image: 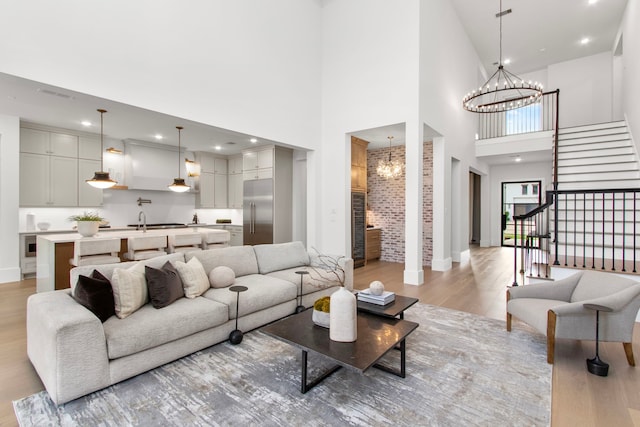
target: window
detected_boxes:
[521,184,528,195]
[505,103,542,135]
[532,184,539,195]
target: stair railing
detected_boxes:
[512,191,555,286]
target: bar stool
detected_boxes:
[125,235,167,260]
[70,238,121,267]
[201,230,231,249]
[168,233,203,254]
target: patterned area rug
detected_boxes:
[14,304,551,426]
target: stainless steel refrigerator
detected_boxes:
[243,178,274,245]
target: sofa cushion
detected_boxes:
[266,267,342,295]
[175,257,210,298]
[209,266,236,288]
[111,263,148,319]
[73,270,115,322]
[187,246,259,277]
[570,270,639,303]
[145,262,184,309]
[253,241,310,274]
[202,274,297,319]
[70,253,186,291]
[103,297,229,359]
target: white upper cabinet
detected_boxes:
[242,147,275,180]
[78,136,102,160]
[228,155,243,174]
[21,128,78,157]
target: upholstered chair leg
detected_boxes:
[547,310,557,364]
[506,312,512,331]
[623,342,635,366]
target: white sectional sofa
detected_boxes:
[27,241,353,405]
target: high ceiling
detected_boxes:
[0,0,629,154]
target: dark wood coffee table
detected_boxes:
[261,309,418,393]
[357,294,419,319]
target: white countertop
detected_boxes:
[21,223,242,235]
[36,227,230,243]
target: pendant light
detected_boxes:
[168,126,190,192]
[376,136,404,179]
[86,109,117,189]
[462,0,543,113]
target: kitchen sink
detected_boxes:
[127,223,188,230]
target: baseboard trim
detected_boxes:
[431,257,452,271]
[0,267,22,284]
[403,269,424,286]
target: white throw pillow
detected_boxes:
[175,257,210,298]
[111,262,147,319]
[209,266,236,288]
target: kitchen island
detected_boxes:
[36,227,229,292]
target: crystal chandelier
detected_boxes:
[376,136,404,179]
[462,0,543,113]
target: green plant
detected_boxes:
[68,211,104,222]
[313,296,330,313]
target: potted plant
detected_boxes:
[68,211,104,237]
[312,296,331,328]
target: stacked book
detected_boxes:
[357,289,395,306]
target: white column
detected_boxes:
[431,136,452,271]
[404,121,424,285]
[0,114,22,283]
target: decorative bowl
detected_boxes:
[37,222,51,231]
[312,309,330,328]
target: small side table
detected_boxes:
[584,302,612,377]
[229,285,248,345]
[294,270,309,314]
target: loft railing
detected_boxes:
[477,90,559,140]
[513,188,640,286]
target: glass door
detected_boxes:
[501,180,542,247]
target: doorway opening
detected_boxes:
[501,180,542,247]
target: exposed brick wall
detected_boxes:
[366,142,433,266]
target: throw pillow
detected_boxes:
[111,262,148,319]
[209,265,236,288]
[73,269,115,322]
[175,256,210,298]
[146,261,184,309]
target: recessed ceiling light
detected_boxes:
[503,58,511,65]
[155,134,163,140]
[515,157,521,162]
[214,146,222,151]
[81,120,92,127]
[588,0,598,5]
[250,138,258,143]
[581,37,590,45]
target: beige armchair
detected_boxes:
[507,270,640,365]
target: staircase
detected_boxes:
[514,120,640,284]
[556,121,640,190]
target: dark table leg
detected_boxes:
[300,350,342,393]
[374,338,407,378]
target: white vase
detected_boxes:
[77,221,100,237]
[329,287,357,342]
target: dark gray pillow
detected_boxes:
[73,270,115,322]
[145,261,184,309]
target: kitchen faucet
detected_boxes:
[138,211,147,232]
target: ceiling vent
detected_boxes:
[37,88,73,100]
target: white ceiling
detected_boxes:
[0,0,628,157]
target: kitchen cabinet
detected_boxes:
[195,152,228,208]
[21,128,78,158]
[228,173,243,209]
[366,228,381,261]
[242,148,274,180]
[78,136,102,160]
[226,225,243,246]
[20,152,78,206]
[228,155,243,174]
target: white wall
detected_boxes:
[489,161,552,247]
[620,0,640,144]
[0,0,322,151]
[0,114,21,283]
[547,52,613,128]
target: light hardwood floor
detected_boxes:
[1,246,639,426]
